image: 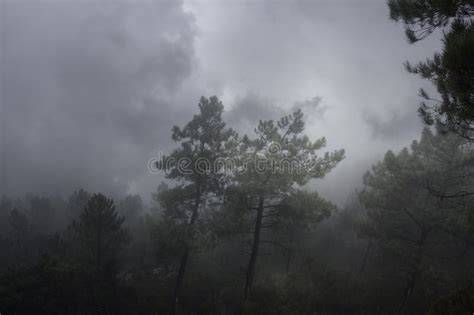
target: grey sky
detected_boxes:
[1,0,441,204]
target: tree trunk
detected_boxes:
[173,190,201,314]
[285,228,295,273]
[398,229,428,314]
[243,195,264,302]
[96,227,102,271]
[359,238,372,273]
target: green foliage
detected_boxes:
[154,96,238,238]
[9,208,29,236]
[359,129,474,312]
[389,0,474,138]
[408,20,474,137]
[158,96,237,187]
[234,109,344,193]
[3,98,474,314]
[117,194,144,222]
[7,208,30,263]
[224,108,344,302]
[277,190,334,229]
[388,0,473,42]
[28,196,55,234]
[152,96,238,309]
[68,193,130,270]
[67,188,90,217]
[229,108,343,228]
[360,129,472,244]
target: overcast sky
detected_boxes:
[0,0,442,204]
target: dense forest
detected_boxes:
[1,0,473,314]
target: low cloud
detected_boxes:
[1,0,196,197]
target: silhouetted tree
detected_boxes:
[28,196,56,236]
[8,208,30,263]
[359,129,474,313]
[388,0,474,139]
[118,194,144,226]
[155,96,238,312]
[67,188,90,219]
[222,109,344,305]
[69,193,129,272]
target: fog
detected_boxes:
[1,0,440,203]
[1,1,473,314]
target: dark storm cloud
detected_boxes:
[188,0,441,204]
[1,0,196,197]
[1,0,443,204]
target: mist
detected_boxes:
[1,0,473,314]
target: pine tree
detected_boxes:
[359,128,474,312]
[69,193,129,272]
[155,96,238,311]
[223,109,344,303]
[388,0,474,139]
